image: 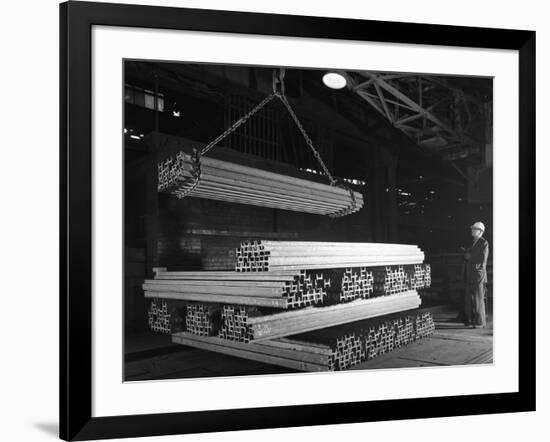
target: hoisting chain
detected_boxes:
[271,70,358,217]
[199,92,279,157]
[277,94,340,186]
[271,69,357,217]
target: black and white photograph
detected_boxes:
[0,0,543,440]
[123,61,494,381]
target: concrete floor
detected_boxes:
[125,305,493,381]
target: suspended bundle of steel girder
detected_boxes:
[157,152,363,217]
[235,241,425,272]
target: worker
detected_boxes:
[463,222,489,328]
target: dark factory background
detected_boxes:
[124,61,493,338]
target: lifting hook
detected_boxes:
[272,68,286,95]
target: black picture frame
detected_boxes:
[60,1,536,440]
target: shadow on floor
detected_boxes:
[33,421,58,438]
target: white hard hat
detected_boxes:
[470,221,485,232]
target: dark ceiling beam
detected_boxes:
[127,61,470,184]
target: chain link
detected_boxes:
[199,92,278,157]
[273,90,359,217]
[275,93,338,186]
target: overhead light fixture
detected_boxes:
[322,72,347,90]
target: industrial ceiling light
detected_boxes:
[322,72,347,89]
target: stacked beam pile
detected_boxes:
[145,263,430,336]
[158,153,363,217]
[145,243,431,337]
[143,270,329,310]
[235,241,424,271]
[146,240,433,371]
[172,311,435,372]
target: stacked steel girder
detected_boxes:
[144,241,434,371]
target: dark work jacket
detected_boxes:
[465,236,489,285]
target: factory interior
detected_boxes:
[123,61,493,380]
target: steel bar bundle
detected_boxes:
[325,267,374,303]
[218,305,262,342]
[297,324,365,370]
[373,264,431,295]
[411,264,431,289]
[235,241,425,271]
[321,264,431,304]
[147,299,187,334]
[143,269,329,309]
[219,291,421,342]
[148,299,170,333]
[171,311,435,372]
[171,332,331,372]
[415,312,436,339]
[158,153,363,217]
[373,266,409,296]
[185,303,221,336]
[364,312,435,359]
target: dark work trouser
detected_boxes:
[464,281,487,327]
